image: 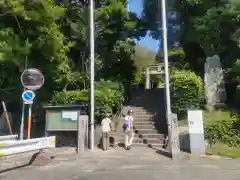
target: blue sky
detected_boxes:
[128,0,160,52]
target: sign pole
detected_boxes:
[27,104,32,139]
[20,57,28,140]
[20,68,44,139]
[20,105,25,140]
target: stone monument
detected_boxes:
[204,55,227,106]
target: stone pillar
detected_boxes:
[145,68,150,89]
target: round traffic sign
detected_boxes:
[21,68,44,90]
[22,90,35,102]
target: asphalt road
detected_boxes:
[1,147,240,180]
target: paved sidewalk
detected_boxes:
[0,147,240,180]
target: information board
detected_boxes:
[46,110,79,131]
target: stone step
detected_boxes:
[134,124,155,129]
[135,129,159,134]
[134,118,154,122]
[134,119,155,122]
[133,121,154,125]
[139,133,165,139]
[115,137,164,144]
[135,138,165,145]
[134,116,154,119]
[110,132,165,141]
[131,143,164,148]
[130,109,151,112]
[134,114,155,118]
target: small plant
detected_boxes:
[204,117,240,147]
[51,80,124,123]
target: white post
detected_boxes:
[161,0,173,156]
[89,0,95,151]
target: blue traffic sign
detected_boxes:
[22,90,35,102]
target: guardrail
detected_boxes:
[0,135,18,142]
[0,136,56,156]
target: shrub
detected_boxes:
[171,70,204,116]
[204,118,240,147]
[51,80,124,122]
[227,59,240,107]
[232,87,240,108]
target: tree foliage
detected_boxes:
[142,0,180,47]
[0,0,144,120]
[171,69,204,117]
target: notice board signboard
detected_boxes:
[44,105,88,131]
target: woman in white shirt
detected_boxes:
[101,113,112,151]
[123,110,134,150]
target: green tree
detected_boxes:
[0,0,73,110]
[60,1,143,95]
[0,0,144,115]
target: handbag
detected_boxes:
[122,116,130,130]
[122,124,128,130]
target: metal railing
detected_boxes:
[0,135,18,142]
[0,136,55,156]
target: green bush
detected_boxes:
[171,70,204,116]
[232,88,240,107]
[204,118,240,147]
[51,80,124,122]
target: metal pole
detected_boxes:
[27,104,32,139]
[20,57,28,140]
[20,105,25,140]
[89,0,95,150]
[161,0,172,149]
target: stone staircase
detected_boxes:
[111,88,168,149]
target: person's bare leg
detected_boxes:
[128,131,134,150]
[128,131,134,146]
[124,132,129,149]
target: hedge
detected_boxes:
[51,80,124,122]
[204,118,240,147]
[171,70,204,116]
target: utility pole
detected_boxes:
[161,0,172,153]
[89,0,95,150]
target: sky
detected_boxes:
[128,0,160,52]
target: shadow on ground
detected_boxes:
[0,153,55,174]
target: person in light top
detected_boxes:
[101,113,112,151]
[123,110,134,150]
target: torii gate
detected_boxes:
[144,63,165,89]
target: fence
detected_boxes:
[0,136,55,156]
[0,135,18,142]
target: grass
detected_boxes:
[203,110,232,122]
[207,142,240,158]
[178,109,233,126]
